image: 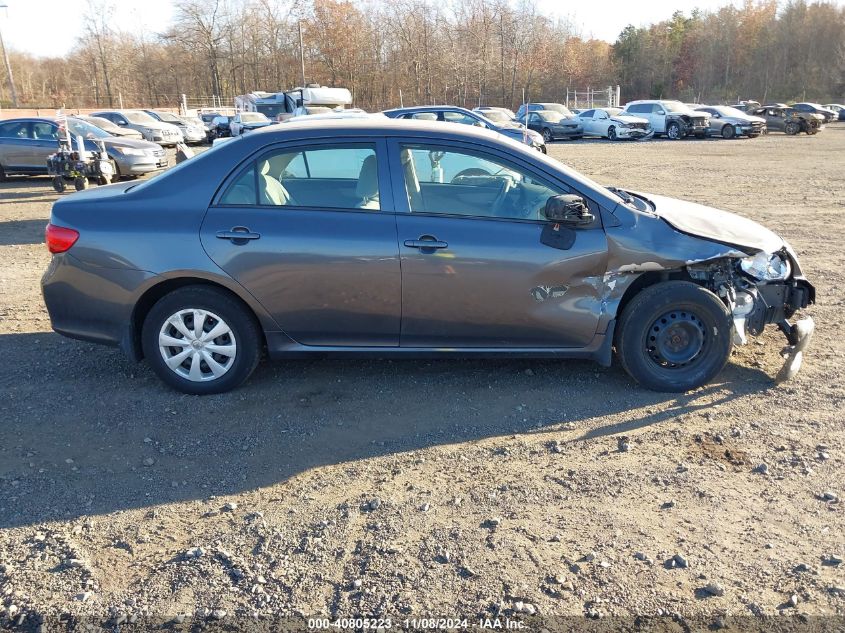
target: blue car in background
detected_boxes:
[382,105,546,153]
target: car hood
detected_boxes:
[99,137,163,151]
[638,192,784,253]
[136,121,180,132]
[241,121,273,128]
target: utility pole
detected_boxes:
[298,20,306,87]
[0,3,19,108]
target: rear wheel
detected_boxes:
[721,124,735,139]
[142,286,262,395]
[52,176,66,193]
[74,177,88,191]
[616,281,732,392]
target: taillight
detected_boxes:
[45,223,79,254]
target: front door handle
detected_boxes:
[404,235,448,250]
[216,226,261,243]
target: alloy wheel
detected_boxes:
[158,309,237,382]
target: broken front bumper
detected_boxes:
[732,278,816,382]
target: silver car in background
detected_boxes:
[91,109,184,146]
[0,117,167,180]
[695,105,766,138]
[143,110,206,144]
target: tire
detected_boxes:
[141,286,262,395]
[542,128,553,143]
[615,281,732,392]
[607,126,617,141]
[52,176,66,193]
[98,174,112,185]
[74,177,88,191]
[666,121,682,140]
[721,125,735,139]
[785,122,799,135]
[0,164,6,182]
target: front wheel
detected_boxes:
[785,122,799,135]
[74,177,88,191]
[52,175,66,193]
[542,128,553,143]
[721,125,735,139]
[615,281,732,392]
[142,286,262,394]
[666,121,682,140]
[607,126,617,141]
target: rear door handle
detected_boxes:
[216,227,261,242]
[404,237,448,250]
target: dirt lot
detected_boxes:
[1,130,843,631]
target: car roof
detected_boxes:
[383,105,474,114]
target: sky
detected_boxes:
[1,0,843,58]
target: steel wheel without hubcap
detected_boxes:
[646,310,706,369]
[158,309,237,382]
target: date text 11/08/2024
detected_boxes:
[307,617,527,629]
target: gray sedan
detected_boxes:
[695,106,766,138]
[41,118,814,395]
[0,117,167,180]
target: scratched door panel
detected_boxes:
[397,214,609,348]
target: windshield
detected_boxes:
[537,111,564,123]
[539,103,573,117]
[482,110,510,122]
[86,116,118,130]
[241,112,269,123]
[713,106,747,118]
[67,118,111,139]
[125,111,157,124]
[662,101,689,113]
[154,111,182,123]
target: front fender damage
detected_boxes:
[595,209,814,382]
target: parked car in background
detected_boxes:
[622,100,710,139]
[474,106,516,119]
[822,104,845,121]
[229,111,274,136]
[143,110,206,144]
[472,107,518,125]
[40,117,815,395]
[729,100,762,114]
[210,115,234,139]
[523,110,582,142]
[751,104,822,135]
[382,105,546,152]
[576,107,651,140]
[792,102,837,124]
[0,117,166,180]
[75,115,144,140]
[694,105,766,138]
[91,109,183,146]
[515,102,576,121]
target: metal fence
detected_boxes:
[564,86,621,109]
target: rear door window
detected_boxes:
[0,121,30,138]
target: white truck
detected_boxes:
[234,85,353,121]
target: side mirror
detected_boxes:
[117,120,127,126]
[656,110,665,115]
[473,121,486,127]
[543,195,595,226]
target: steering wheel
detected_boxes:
[450,167,491,183]
[489,177,516,217]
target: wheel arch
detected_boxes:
[127,276,272,361]
[613,269,694,330]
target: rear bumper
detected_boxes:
[41,253,155,358]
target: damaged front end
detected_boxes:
[603,191,816,383]
[670,113,709,136]
[687,251,815,382]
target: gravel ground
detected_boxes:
[0,130,843,631]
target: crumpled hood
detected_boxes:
[640,192,784,253]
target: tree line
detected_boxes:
[2,0,843,111]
